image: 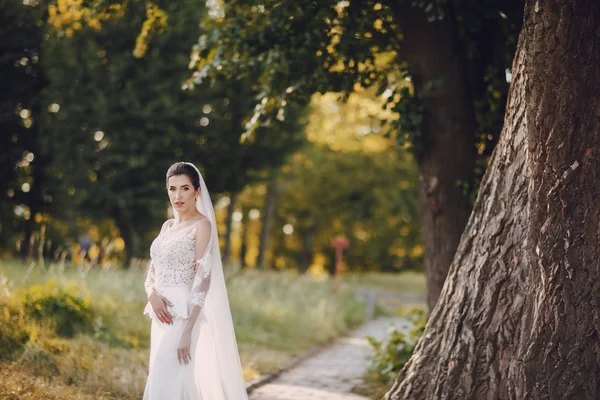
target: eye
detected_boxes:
[184,187,189,191]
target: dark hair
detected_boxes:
[166,162,201,190]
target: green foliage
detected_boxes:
[194,0,406,133]
[41,0,211,260]
[272,142,421,272]
[194,0,523,198]
[0,0,58,254]
[0,274,29,359]
[393,87,425,157]
[366,308,427,383]
[0,298,29,359]
[409,0,447,21]
[193,76,306,195]
[37,0,306,262]
[20,279,95,337]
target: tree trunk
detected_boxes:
[19,72,48,260]
[299,226,315,274]
[257,171,279,269]
[221,191,237,266]
[20,210,36,260]
[387,1,600,398]
[239,204,248,269]
[115,216,138,268]
[392,3,477,310]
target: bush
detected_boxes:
[20,279,95,337]
[17,341,61,378]
[366,308,427,383]
[0,300,29,359]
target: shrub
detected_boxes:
[0,300,29,359]
[17,341,61,378]
[20,279,95,337]
[366,308,427,383]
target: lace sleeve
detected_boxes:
[191,253,212,307]
[144,261,156,296]
[190,219,212,309]
[145,219,173,297]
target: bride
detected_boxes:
[142,161,248,399]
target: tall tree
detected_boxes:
[192,0,523,308]
[0,0,55,256]
[43,0,304,264]
[387,1,600,397]
[43,0,208,264]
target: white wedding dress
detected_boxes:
[142,163,248,400]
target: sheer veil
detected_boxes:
[173,162,248,399]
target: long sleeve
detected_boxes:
[190,253,212,308]
[144,261,156,296]
[184,218,213,330]
[144,219,174,298]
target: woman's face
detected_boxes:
[167,174,200,215]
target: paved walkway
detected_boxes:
[249,317,410,400]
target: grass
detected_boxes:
[342,270,426,295]
[229,270,365,375]
[0,259,369,399]
[343,270,427,318]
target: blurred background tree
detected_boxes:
[192,0,523,308]
[221,89,421,274]
[0,0,55,259]
[1,0,305,266]
[3,0,507,282]
[42,0,208,264]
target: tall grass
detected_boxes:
[229,270,365,375]
[0,260,366,399]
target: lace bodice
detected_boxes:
[147,228,198,289]
[144,219,213,318]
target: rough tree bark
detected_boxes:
[392,3,477,310]
[387,1,600,398]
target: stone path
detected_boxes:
[249,317,410,400]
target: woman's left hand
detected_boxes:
[177,331,192,365]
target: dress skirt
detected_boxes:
[142,287,223,400]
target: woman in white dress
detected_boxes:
[142,162,248,400]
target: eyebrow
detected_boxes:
[169,184,191,188]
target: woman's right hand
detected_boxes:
[148,291,174,324]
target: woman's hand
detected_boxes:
[148,291,173,325]
[177,330,192,365]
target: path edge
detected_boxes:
[245,336,339,395]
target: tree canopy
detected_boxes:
[191,0,524,308]
[192,0,521,158]
[2,0,306,264]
